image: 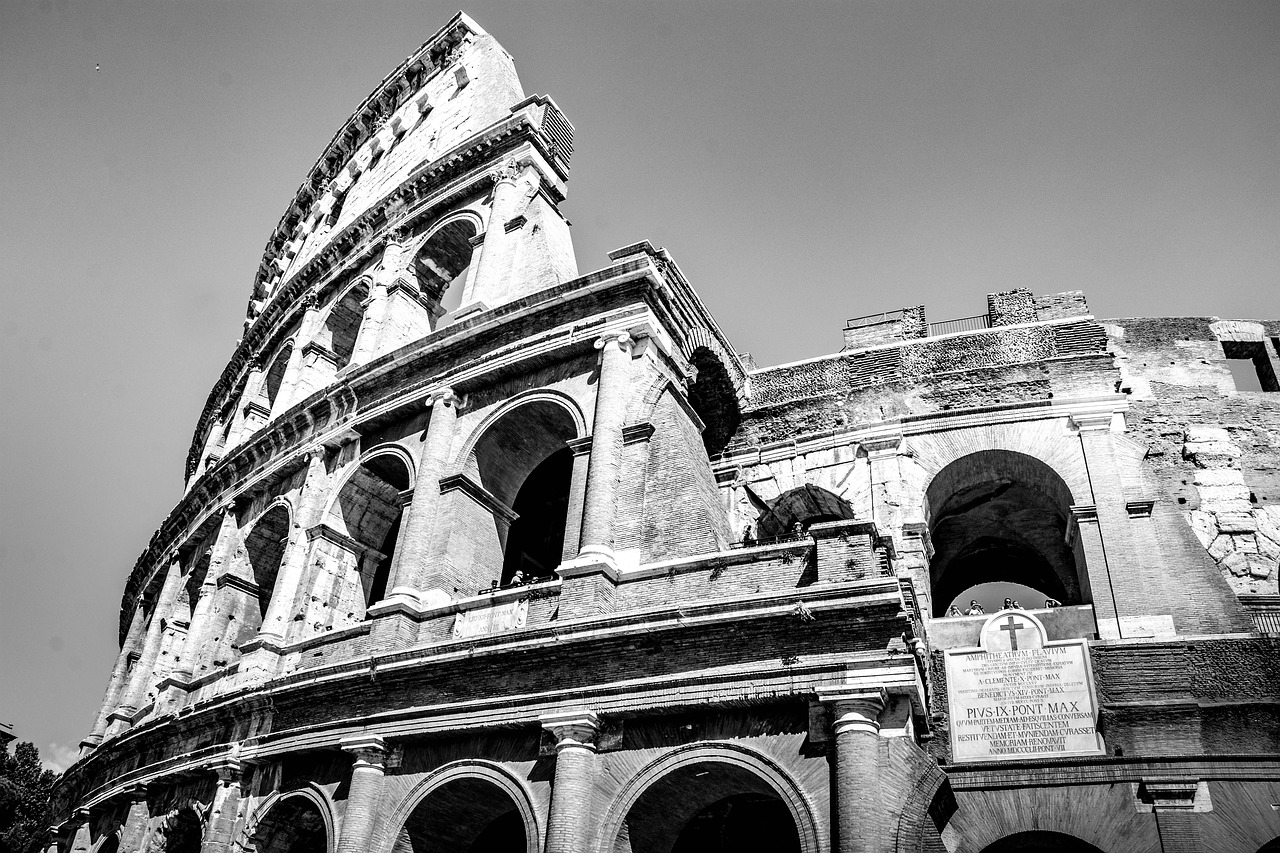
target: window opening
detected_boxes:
[1223,340,1279,392]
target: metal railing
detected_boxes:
[845,309,905,330]
[927,314,991,337]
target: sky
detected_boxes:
[0,0,1276,772]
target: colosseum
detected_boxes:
[50,12,1280,853]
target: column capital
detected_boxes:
[340,735,388,768]
[817,688,886,737]
[206,756,243,785]
[541,711,601,752]
[594,331,633,355]
[426,387,465,411]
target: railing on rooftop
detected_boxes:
[845,309,905,330]
[845,310,994,337]
[927,314,991,337]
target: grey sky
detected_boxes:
[1,1,1276,771]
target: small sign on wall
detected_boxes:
[452,597,529,639]
[945,609,1104,762]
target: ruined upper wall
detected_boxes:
[1106,316,1280,596]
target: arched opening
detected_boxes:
[155,806,204,853]
[926,451,1085,617]
[323,452,412,612]
[687,348,741,457]
[413,220,477,329]
[611,761,801,853]
[242,504,291,634]
[252,795,328,853]
[95,832,119,853]
[397,776,526,853]
[1259,838,1280,853]
[321,282,369,370]
[754,484,857,540]
[468,399,577,587]
[979,830,1106,852]
[261,343,293,413]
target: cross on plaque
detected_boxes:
[999,615,1026,650]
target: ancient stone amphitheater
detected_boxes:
[51,12,1280,853]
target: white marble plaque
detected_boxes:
[944,609,1103,762]
[452,597,529,639]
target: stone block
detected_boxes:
[1196,484,1253,505]
[1207,534,1235,561]
[1215,511,1258,533]
[1192,468,1245,487]
[1186,510,1216,548]
[1184,426,1231,444]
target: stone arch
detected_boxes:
[240,500,293,629]
[681,329,746,456]
[454,391,586,586]
[924,449,1086,616]
[317,278,372,370]
[248,786,335,853]
[978,831,1106,852]
[381,760,540,853]
[317,447,414,615]
[1259,838,1280,853]
[260,340,295,414]
[409,211,483,327]
[597,742,824,853]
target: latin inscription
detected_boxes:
[945,613,1103,762]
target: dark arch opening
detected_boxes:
[756,484,856,540]
[470,400,577,587]
[252,796,328,853]
[414,220,477,328]
[687,348,741,456]
[502,447,573,583]
[326,453,412,609]
[398,777,526,853]
[979,830,1106,852]
[96,833,119,853]
[1259,838,1280,853]
[323,282,369,369]
[926,451,1085,617]
[613,761,801,853]
[157,807,204,853]
[244,505,291,622]
[261,344,293,413]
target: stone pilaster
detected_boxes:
[381,388,463,610]
[335,737,388,853]
[83,599,150,750]
[67,809,92,853]
[542,712,601,853]
[578,332,633,559]
[116,788,151,853]
[459,160,532,312]
[160,509,238,707]
[274,292,323,417]
[819,688,886,853]
[348,281,389,368]
[227,361,267,448]
[200,757,244,853]
[240,449,332,680]
[106,555,186,738]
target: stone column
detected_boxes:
[67,809,92,853]
[349,281,390,368]
[335,737,388,853]
[274,292,323,417]
[226,361,266,449]
[247,450,332,652]
[200,758,244,853]
[116,788,151,853]
[82,601,150,749]
[579,332,633,559]
[383,389,462,607]
[160,509,238,707]
[460,161,532,311]
[542,712,601,853]
[106,555,185,738]
[819,689,885,853]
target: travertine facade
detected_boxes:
[52,14,1280,853]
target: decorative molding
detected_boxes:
[621,422,655,445]
[438,474,518,523]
